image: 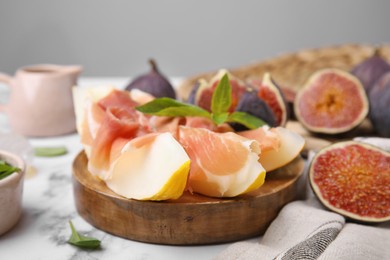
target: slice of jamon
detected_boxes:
[80,99,106,155]
[88,107,144,179]
[85,90,153,179]
[74,87,153,157]
[185,117,233,133]
[150,116,233,139]
[149,116,186,139]
[97,89,138,110]
[238,126,280,152]
[238,126,305,172]
[179,126,266,197]
[257,127,305,172]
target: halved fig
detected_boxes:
[309,141,390,223]
[295,69,369,134]
[280,87,297,120]
[187,69,247,112]
[247,73,289,126]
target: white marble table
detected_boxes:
[0,78,257,260]
[1,77,389,259]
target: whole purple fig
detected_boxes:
[351,50,390,94]
[125,59,176,99]
[369,71,390,137]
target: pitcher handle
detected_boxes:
[0,72,12,112]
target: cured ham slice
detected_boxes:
[97,89,138,109]
[150,116,233,140]
[184,117,233,133]
[179,126,265,197]
[150,116,186,139]
[258,127,305,172]
[237,126,280,152]
[238,126,305,172]
[84,90,152,179]
[74,87,154,157]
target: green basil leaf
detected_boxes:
[136,98,210,118]
[136,97,187,113]
[0,163,20,180]
[34,146,68,157]
[211,73,232,115]
[212,112,229,125]
[228,112,267,129]
[151,106,211,118]
[68,221,101,249]
[135,76,262,130]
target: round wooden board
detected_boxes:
[72,151,305,245]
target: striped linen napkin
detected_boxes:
[216,137,390,260]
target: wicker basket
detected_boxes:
[178,44,390,100]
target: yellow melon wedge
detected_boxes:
[106,132,190,201]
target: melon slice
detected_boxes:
[239,126,305,172]
[106,132,190,201]
[259,127,305,172]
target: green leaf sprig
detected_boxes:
[34,146,68,157]
[0,160,21,180]
[68,221,101,249]
[136,73,266,129]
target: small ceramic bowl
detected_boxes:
[0,149,25,236]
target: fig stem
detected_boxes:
[149,59,159,73]
[373,47,381,57]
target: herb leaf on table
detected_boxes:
[68,221,101,249]
[34,146,68,157]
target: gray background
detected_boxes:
[1,0,390,78]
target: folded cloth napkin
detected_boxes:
[216,137,390,260]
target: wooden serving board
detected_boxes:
[72,151,305,245]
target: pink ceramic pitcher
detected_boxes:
[0,64,82,137]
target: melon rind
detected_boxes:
[309,141,390,223]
